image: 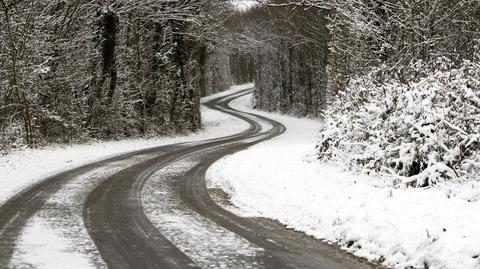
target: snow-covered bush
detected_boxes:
[319,59,480,186]
[0,122,26,152]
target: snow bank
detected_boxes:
[319,59,480,186]
[0,84,252,205]
[207,93,480,269]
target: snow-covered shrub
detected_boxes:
[0,122,26,152]
[319,59,480,186]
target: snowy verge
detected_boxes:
[207,93,480,269]
[0,85,251,206]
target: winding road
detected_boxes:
[0,89,379,269]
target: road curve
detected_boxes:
[83,89,379,269]
[83,89,285,268]
[0,88,381,269]
[0,139,187,267]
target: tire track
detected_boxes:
[0,89,254,268]
[82,89,275,268]
[1,88,381,269]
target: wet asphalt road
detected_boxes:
[0,89,380,269]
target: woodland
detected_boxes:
[229,0,480,184]
[0,0,233,148]
[1,0,479,184]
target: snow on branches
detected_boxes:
[319,59,480,186]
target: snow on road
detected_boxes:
[11,219,96,269]
[12,156,183,269]
[0,84,253,269]
[3,83,479,269]
[0,84,252,206]
[207,93,480,269]
[143,157,263,269]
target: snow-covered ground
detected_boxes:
[0,84,252,206]
[207,93,480,269]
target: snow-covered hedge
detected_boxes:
[319,59,480,186]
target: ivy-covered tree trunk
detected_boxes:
[87,7,119,134]
[101,9,118,106]
[198,45,208,97]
